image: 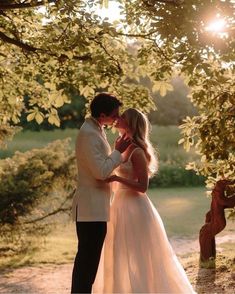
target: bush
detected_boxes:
[0,139,76,251]
[150,162,205,188]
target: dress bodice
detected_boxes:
[116,159,135,179]
[113,148,142,194]
[116,148,140,181]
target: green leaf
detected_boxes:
[79,85,95,97]
[35,112,44,124]
[27,112,36,122]
[152,81,173,97]
[54,95,64,107]
[44,82,56,91]
[152,81,161,93]
[48,114,60,127]
[178,138,185,145]
[64,52,73,59]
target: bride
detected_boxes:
[93,108,195,293]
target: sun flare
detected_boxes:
[206,18,226,32]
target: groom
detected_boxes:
[71,93,130,293]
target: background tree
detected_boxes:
[149,77,198,125]
[19,85,86,131]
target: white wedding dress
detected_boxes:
[93,149,195,293]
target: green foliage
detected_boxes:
[20,86,86,131]
[149,78,198,125]
[178,67,235,188]
[0,1,234,201]
[0,187,209,268]
[150,163,205,188]
[0,128,78,159]
[1,127,204,189]
[0,0,155,137]
[0,139,76,249]
[0,125,22,150]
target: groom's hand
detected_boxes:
[115,134,131,153]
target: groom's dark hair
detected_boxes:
[90,93,123,118]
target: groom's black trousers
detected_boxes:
[71,221,107,294]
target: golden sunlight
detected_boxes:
[97,1,123,22]
[204,14,229,39]
[206,18,226,32]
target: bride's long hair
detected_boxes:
[122,108,158,177]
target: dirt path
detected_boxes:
[0,236,234,294]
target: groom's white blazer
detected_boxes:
[72,117,122,222]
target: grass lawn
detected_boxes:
[0,186,211,268]
[1,186,234,269]
[1,128,233,269]
[0,126,198,165]
[148,187,210,237]
[0,129,78,159]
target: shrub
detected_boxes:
[0,139,76,251]
[150,162,205,188]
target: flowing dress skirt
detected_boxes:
[93,187,195,293]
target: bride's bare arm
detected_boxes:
[105,148,149,193]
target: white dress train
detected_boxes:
[93,149,195,293]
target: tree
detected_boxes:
[20,85,86,131]
[148,77,198,125]
[0,0,234,188]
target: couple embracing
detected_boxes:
[71,93,195,294]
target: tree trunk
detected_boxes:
[199,180,235,268]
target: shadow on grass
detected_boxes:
[195,254,235,294]
[195,268,216,293]
[0,281,36,294]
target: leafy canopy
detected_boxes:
[0,0,234,186]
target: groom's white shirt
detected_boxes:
[72,117,122,221]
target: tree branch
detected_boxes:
[117,31,176,65]
[0,31,38,52]
[93,38,123,74]
[24,207,70,223]
[117,30,159,39]
[0,31,92,61]
[24,188,76,224]
[0,0,183,10]
[0,0,56,10]
[153,39,176,65]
